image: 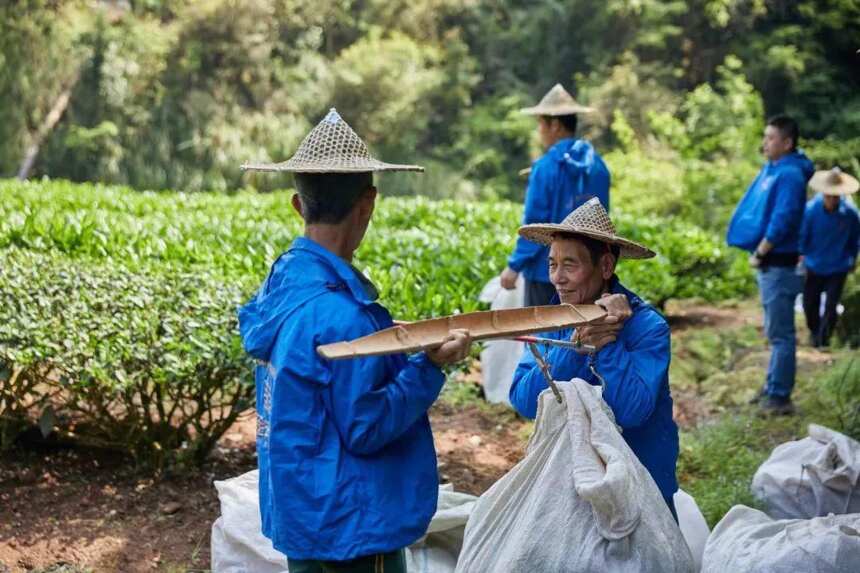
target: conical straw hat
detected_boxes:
[520,83,595,116]
[241,108,423,173]
[518,197,655,259]
[809,167,859,196]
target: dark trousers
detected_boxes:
[525,279,557,307]
[288,549,407,573]
[803,271,848,347]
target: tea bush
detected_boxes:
[0,179,756,463]
[0,247,254,467]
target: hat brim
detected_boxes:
[520,104,596,116]
[241,158,424,173]
[518,223,655,259]
[809,172,859,196]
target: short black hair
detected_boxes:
[541,114,578,135]
[293,172,373,224]
[554,232,619,265]
[767,115,799,150]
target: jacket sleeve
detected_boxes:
[799,202,813,255]
[595,317,671,429]
[508,163,552,272]
[765,169,807,247]
[849,209,860,265]
[321,309,445,456]
[509,343,589,419]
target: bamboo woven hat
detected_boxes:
[520,83,595,116]
[518,197,655,259]
[241,108,423,173]
[809,167,859,196]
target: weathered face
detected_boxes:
[762,125,793,162]
[548,237,612,305]
[537,117,559,150]
[823,194,841,211]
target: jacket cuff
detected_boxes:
[409,352,445,385]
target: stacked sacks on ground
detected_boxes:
[701,424,860,572]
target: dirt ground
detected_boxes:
[0,398,530,572]
[0,301,815,572]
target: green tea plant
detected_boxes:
[0,248,254,467]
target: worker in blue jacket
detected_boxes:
[800,167,860,348]
[500,83,610,307]
[508,198,680,520]
[238,110,472,573]
[727,115,814,415]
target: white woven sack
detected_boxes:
[752,424,860,519]
[455,379,694,573]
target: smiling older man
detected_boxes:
[509,198,680,519]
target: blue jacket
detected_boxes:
[727,151,814,253]
[509,278,679,502]
[238,237,445,560]
[800,195,860,275]
[508,138,610,283]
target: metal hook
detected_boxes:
[527,342,563,404]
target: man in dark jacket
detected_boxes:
[727,115,814,415]
[800,167,860,347]
[500,83,610,307]
[238,109,472,572]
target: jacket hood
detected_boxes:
[775,150,815,180]
[549,138,596,178]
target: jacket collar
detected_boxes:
[290,236,378,305]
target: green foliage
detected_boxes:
[816,358,860,441]
[0,247,254,466]
[834,272,860,348]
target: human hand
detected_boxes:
[572,294,632,352]
[427,329,472,367]
[749,253,761,268]
[500,267,519,290]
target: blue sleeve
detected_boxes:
[799,202,814,255]
[765,170,807,246]
[509,343,589,419]
[508,163,552,272]
[322,310,445,455]
[596,317,671,429]
[849,209,860,264]
[590,155,611,212]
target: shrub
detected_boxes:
[0,248,254,467]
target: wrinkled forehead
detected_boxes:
[549,235,592,260]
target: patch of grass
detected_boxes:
[678,413,803,527]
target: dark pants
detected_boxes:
[288,549,407,573]
[803,271,848,347]
[525,279,557,307]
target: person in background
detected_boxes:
[726,115,814,415]
[500,83,610,307]
[238,109,472,573]
[800,167,860,348]
[508,198,680,520]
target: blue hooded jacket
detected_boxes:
[508,138,610,283]
[800,195,860,275]
[238,237,445,561]
[727,151,815,253]
[509,278,679,502]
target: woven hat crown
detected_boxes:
[291,109,370,167]
[521,83,595,116]
[560,197,616,236]
[241,108,422,173]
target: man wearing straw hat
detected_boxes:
[508,198,680,519]
[800,167,860,348]
[500,83,610,307]
[238,109,472,572]
[727,115,814,415]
